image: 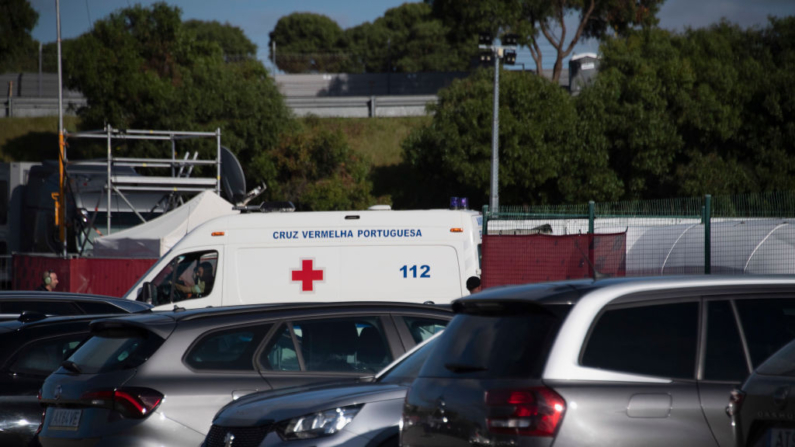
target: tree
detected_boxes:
[268,13,347,73]
[0,0,39,72]
[401,68,621,209]
[270,120,377,210]
[270,4,468,74]
[184,20,257,60]
[344,3,468,73]
[428,0,665,82]
[583,20,795,199]
[64,2,291,191]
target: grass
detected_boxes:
[300,116,431,167]
[0,115,429,166]
[0,116,80,162]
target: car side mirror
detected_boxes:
[139,282,156,305]
[358,375,376,383]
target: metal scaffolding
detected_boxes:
[64,125,222,235]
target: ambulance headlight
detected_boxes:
[278,405,363,440]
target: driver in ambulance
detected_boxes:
[175,262,213,298]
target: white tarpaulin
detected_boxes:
[91,191,236,258]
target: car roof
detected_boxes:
[0,291,152,312]
[92,301,451,326]
[0,313,123,333]
[456,275,795,308]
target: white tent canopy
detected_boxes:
[91,191,236,258]
[626,219,795,275]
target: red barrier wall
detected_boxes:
[482,233,627,288]
[14,255,158,297]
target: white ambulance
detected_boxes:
[123,207,483,309]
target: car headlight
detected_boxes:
[279,404,363,440]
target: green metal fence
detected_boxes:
[483,191,795,277]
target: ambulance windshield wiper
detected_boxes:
[444,363,488,373]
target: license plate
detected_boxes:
[767,428,795,447]
[48,408,82,431]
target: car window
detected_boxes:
[76,301,124,314]
[260,324,301,371]
[0,300,80,316]
[420,303,570,379]
[735,298,795,367]
[703,300,748,382]
[261,317,393,374]
[401,316,448,344]
[582,302,699,379]
[148,250,218,306]
[185,325,270,371]
[10,334,88,376]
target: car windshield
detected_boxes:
[419,302,570,379]
[65,329,164,374]
[378,337,438,385]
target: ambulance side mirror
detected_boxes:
[466,276,481,294]
[139,282,156,305]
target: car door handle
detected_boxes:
[232,389,257,400]
[627,393,672,418]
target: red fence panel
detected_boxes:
[14,255,157,297]
[482,233,627,288]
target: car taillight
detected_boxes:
[80,387,163,418]
[35,408,46,435]
[485,387,565,437]
[726,389,745,417]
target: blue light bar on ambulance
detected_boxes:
[449,197,469,210]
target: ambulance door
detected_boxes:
[146,246,224,310]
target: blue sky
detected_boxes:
[29,0,795,71]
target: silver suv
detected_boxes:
[36,302,451,447]
[402,276,795,447]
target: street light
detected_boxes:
[478,33,518,212]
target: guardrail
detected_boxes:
[285,95,438,118]
[2,97,86,118]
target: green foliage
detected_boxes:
[270,4,469,73]
[184,20,258,59]
[591,20,795,198]
[0,0,39,72]
[400,69,622,209]
[270,121,378,210]
[269,13,348,73]
[64,2,291,190]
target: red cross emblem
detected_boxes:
[291,259,324,292]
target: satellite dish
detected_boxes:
[221,146,247,204]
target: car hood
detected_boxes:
[214,382,408,427]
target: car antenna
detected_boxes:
[573,236,608,281]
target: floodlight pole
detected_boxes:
[56,0,67,257]
[490,51,500,211]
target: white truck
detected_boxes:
[123,208,482,309]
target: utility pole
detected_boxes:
[490,50,500,211]
[478,33,518,212]
[56,0,67,257]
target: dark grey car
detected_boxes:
[205,333,441,447]
[37,302,450,447]
[0,314,123,447]
[402,276,795,447]
[0,291,151,322]
[731,338,795,447]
